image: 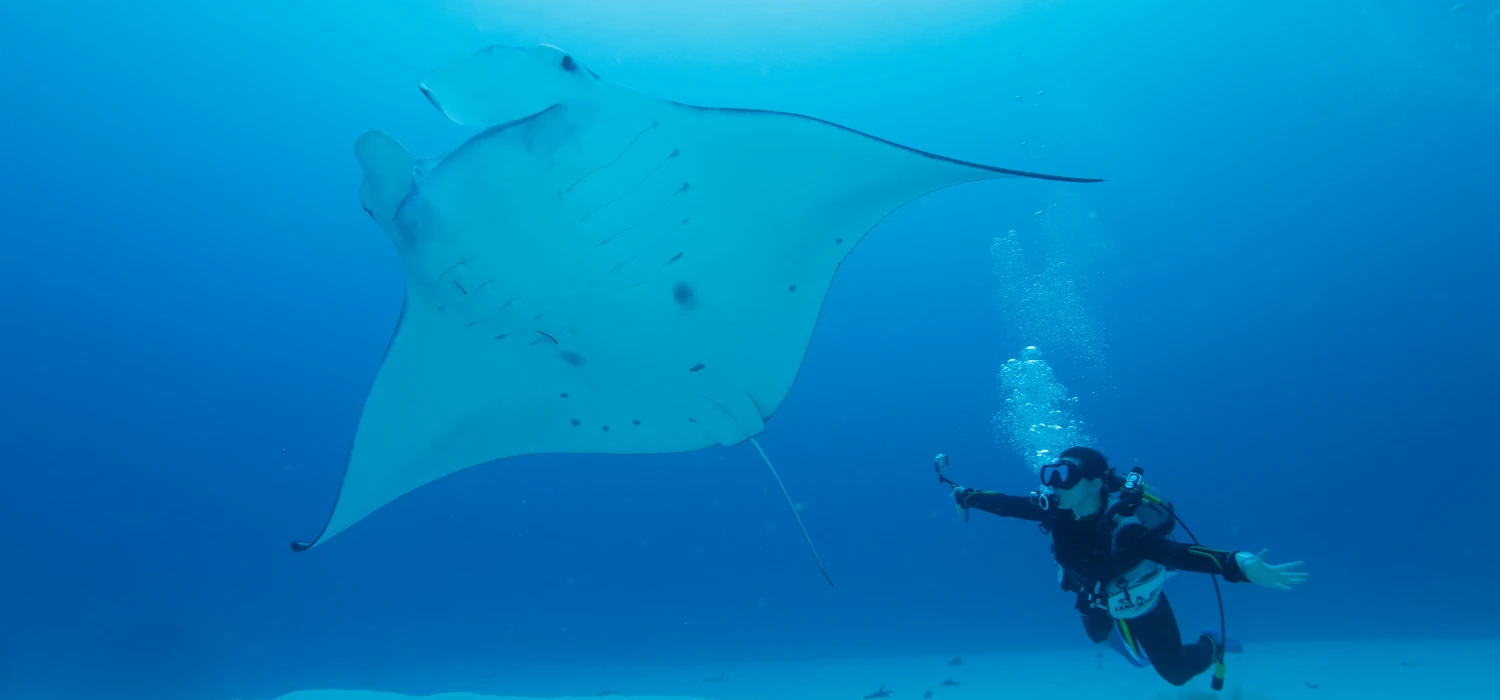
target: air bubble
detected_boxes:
[993,345,1093,474]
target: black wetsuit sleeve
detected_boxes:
[1129,535,1250,583]
[954,488,1048,522]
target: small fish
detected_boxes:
[939,678,960,687]
[864,686,892,699]
[947,655,963,667]
[923,691,933,699]
[1305,680,1321,689]
[702,672,729,683]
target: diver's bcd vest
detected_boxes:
[1051,488,1178,619]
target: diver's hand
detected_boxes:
[1235,549,1308,590]
[951,485,971,504]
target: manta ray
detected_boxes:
[290,45,1102,582]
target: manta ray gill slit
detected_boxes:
[566,122,661,195]
[594,180,691,247]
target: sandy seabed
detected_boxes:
[266,637,1498,700]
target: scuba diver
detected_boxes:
[938,446,1308,687]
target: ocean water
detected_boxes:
[0,1,1496,699]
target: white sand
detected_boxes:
[272,638,1500,700]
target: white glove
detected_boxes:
[1235,549,1309,591]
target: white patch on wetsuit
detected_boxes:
[1100,561,1174,619]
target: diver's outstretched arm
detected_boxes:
[1133,538,1309,589]
[1230,549,1309,590]
[1132,537,1251,581]
[952,487,1048,522]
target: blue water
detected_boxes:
[1,1,1496,698]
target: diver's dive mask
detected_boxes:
[1040,459,1086,490]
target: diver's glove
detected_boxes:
[1234,549,1309,591]
[951,485,974,504]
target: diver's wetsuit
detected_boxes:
[955,488,1249,686]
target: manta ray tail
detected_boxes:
[750,438,833,587]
